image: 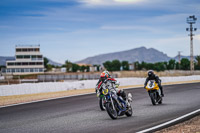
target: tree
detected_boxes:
[80,65,86,72]
[167,59,176,70]
[111,60,121,71]
[154,62,165,71]
[103,61,112,71]
[146,63,154,70]
[121,61,129,70]
[65,60,72,72]
[163,61,168,69]
[140,61,147,70]
[180,58,190,70]
[195,56,200,66]
[175,62,180,70]
[72,63,80,72]
[46,64,53,71]
[86,66,90,72]
[195,56,200,70]
[44,57,49,68]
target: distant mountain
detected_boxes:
[0,56,62,67]
[0,56,15,66]
[76,47,172,64]
[47,58,63,67]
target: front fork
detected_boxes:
[110,94,116,111]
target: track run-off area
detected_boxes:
[0,82,200,133]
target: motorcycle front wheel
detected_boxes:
[150,93,156,105]
[106,102,118,119]
[99,97,106,111]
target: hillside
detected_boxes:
[76,47,171,64]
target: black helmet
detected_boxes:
[148,70,154,77]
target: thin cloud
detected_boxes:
[100,25,158,32]
[78,0,200,14]
[78,0,146,6]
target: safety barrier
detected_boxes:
[0,75,200,96]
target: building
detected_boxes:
[129,64,135,70]
[2,45,44,74]
[77,63,100,72]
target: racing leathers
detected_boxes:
[144,75,164,97]
[95,78,127,101]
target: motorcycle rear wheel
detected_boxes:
[99,97,106,111]
[125,106,132,117]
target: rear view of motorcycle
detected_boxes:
[145,80,163,105]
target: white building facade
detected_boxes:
[2,45,44,74]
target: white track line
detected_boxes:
[0,81,199,109]
[137,108,200,133]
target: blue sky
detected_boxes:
[0,0,200,63]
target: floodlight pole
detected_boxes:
[186,15,197,71]
[190,23,194,71]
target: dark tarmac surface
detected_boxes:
[0,82,200,133]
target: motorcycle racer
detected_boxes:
[95,70,127,101]
[144,70,164,97]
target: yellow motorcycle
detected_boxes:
[145,80,162,105]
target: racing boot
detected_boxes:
[127,93,132,102]
[160,87,164,97]
[126,93,132,107]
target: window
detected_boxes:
[29,62,36,65]
[16,69,21,72]
[37,62,43,65]
[24,55,30,59]
[16,62,22,66]
[28,48,34,52]
[34,48,39,52]
[16,55,23,59]
[16,48,22,52]
[8,62,15,66]
[7,69,11,73]
[24,69,30,72]
[32,55,37,58]
[12,69,15,73]
[22,49,28,52]
[22,62,28,65]
[37,55,42,58]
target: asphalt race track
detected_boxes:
[1,82,200,133]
